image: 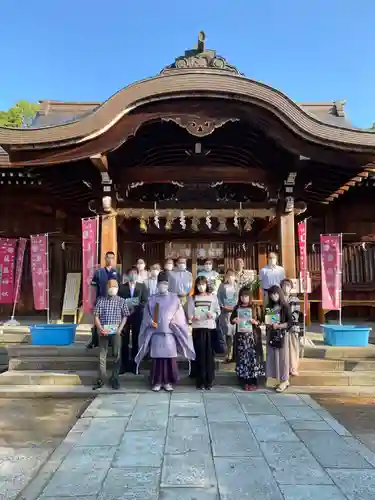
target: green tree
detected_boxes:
[0,100,39,128]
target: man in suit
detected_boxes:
[118,266,148,373]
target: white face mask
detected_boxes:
[197,284,207,293]
[178,262,186,271]
[108,287,118,297]
[137,263,145,271]
[204,264,212,272]
[150,269,159,278]
[269,258,277,266]
[165,263,173,271]
[270,293,279,302]
[158,283,169,294]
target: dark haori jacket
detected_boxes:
[118,282,148,320]
[229,305,264,360]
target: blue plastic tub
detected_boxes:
[30,324,77,346]
[321,324,371,347]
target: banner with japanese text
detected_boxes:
[297,221,308,316]
[13,238,27,305]
[0,238,17,304]
[82,217,99,313]
[320,234,342,310]
[30,234,48,310]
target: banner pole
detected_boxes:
[10,239,23,321]
[338,233,343,325]
[46,233,50,324]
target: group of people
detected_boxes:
[90,251,303,393]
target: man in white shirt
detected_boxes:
[259,252,285,304]
[144,263,161,297]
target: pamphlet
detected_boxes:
[194,305,210,319]
[237,307,252,332]
[264,308,281,325]
[103,324,118,335]
[224,289,236,308]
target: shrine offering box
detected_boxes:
[322,324,371,347]
[30,324,77,346]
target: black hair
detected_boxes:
[237,286,252,306]
[105,251,115,257]
[267,285,287,308]
[127,266,138,274]
[280,278,293,289]
[193,275,212,295]
[157,270,169,283]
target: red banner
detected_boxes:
[298,221,308,316]
[0,238,17,304]
[30,234,48,310]
[82,217,99,313]
[13,238,27,305]
[320,234,342,310]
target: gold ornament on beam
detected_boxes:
[244,217,254,232]
[218,216,227,232]
[165,212,174,231]
[191,216,200,232]
[139,215,148,233]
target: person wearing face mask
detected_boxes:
[118,266,148,373]
[198,259,220,294]
[164,258,174,276]
[136,258,149,283]
[168,256,193,307]
[259,253,285,306]
[135,271,195,392]
[217,269,239,362]
[187,276,221,390]
[93,279,130,390]
[230,287,264,391]
[265,285,293,393]
[281,278,303,376]
[144,263,161,297]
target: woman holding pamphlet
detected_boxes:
[265,285,293,393]
[230,287,264,391]
[188,276,221,390]
[217,269,238,362]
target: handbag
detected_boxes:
[268,328,285,349]
[211,326,227,355]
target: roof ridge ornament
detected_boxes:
[161,31,242,75]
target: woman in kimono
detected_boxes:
[280,278,303,376]
[135,271,195,392]
[265,285,293,393]
[187,276,221,390]
[230,287,264,391]
[217,269,238,362]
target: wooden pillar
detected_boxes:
[278,210,296,279]
[257,243,268,300]
[100,213,117,266]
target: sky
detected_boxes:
[1,0,375,128]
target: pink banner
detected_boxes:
[0,238,17,304]
[13,238,27,305]
[82,217,98,313]
[30,234,48,310]
[320,234,342,310]
[298,221,308,314]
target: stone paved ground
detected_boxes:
[7,390,375,500]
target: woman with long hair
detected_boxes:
[265,285,293,393]
[187,276,220,390]
[217,268,238,362]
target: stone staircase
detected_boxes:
[1,335,375,393]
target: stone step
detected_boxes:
[1,368,375,387]
[303,344,375,359]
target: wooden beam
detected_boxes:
[119,165,270,184]
[90,153,108,172]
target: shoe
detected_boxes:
[276,380,290,393]
[196,384,204,390]
[86,342,93,350]
[152,384,161,392]
[243,384,249,391]
[93,379,103,390]
[111,378,120,390]
[163,384,174,392]
[290,370,299,376]
[205,385,212,390]
[248,385,257,391]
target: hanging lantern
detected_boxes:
[191,216,200,232]
[139,216,147,233]
[179,210,186,230]
[218,216,227,232]
[206,211,212,229]
[244,217,254,232]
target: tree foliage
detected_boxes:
[0,100,39,128]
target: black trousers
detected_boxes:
[120,310,142,373]
[192,328,215,388]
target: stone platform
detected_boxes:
[10,390,375,500]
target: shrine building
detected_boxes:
[1,32,375,321]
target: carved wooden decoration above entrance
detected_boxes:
[162,116,239,137]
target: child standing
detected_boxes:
[217,269,238,362]
[230,287,264,391]
[265,285,293,393]
[188,276,221,390]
